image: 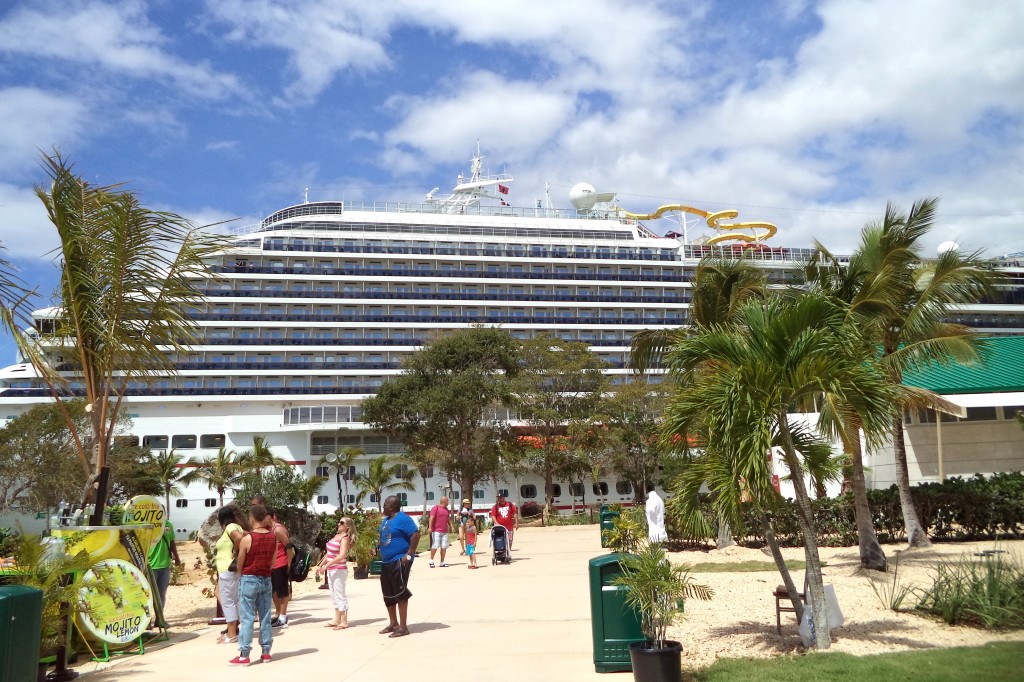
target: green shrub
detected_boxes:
[915,552,1024,629]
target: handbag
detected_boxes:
[228,552,238,572]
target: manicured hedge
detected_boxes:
[668,472,1024,548]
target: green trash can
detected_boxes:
[0,585,43,682]
[369,556,383,576]
[588,554,644,673]
[599,509,620,548]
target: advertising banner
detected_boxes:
[77,558,154,644]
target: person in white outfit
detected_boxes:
[645,484,667,544]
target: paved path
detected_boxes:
[80,525,619,682]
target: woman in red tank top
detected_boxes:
[229,504,277,666]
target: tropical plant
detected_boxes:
[632,256,768,550]
[318,446,362,508]
[6,152,224,523]
[811,198,1000,550]
[353,455,415,512]
[612,543,713,649]
[153,449,199,515]
[662,293,897,648]
[235,434,290,473]
[915,552,1024,628]
[8,532,101,656]
[603,382,671,504]
[192,446,242,506]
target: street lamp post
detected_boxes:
[325,452,344,511]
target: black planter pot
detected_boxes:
[628,640,682,682]
[353,565,370,580]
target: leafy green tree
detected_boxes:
[316,446,363,508]
[515,335,608,513]
[0,403,85,513]
[632,256,769,549]
[362,326,521,500]
[7,153,223,522]
[106,443,163,502]
[811,199,999,549]
[353,455,415,512]
[603,381,671,504]
[192,446,242,506]
[663,293,896,649]
[235,467,307,511]
[153,449,199,515]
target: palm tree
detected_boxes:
[813,199,1000,549]
[663,293,896,648]
[353,455,415,512]
[192,446,242,506]
[8,152,223,522]
[153,449,200,515]
[631,256,768,548]
[236,434,290,473]
[0,244,35,342]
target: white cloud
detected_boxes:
[0,183,61,260]
[0,0,245,100]
[0,88,89,176]
[201,0,392,105]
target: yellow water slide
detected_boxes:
[624,204,778,245]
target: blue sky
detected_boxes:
[1,0,1023,363]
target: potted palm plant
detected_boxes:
[613,543,712,682]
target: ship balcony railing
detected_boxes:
[189,312,687,325]
[210,265,686,283]
[255,243,679,261]
[4,386,396,398]
[176,361,401,371]
[189,336,635,347]
[308,443,408,456]
[200,289,688,304]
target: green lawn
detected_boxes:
[687,642,1024,681]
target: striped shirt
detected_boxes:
[324,536,348,571]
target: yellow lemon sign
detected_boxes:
[123,496,166,550]
[77,558,154,645]
[52,527,121,559]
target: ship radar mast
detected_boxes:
[425,142,513,214]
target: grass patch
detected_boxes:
[687,642,1024,682]
[689,560,808,573]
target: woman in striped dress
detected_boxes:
[315,517,354,629]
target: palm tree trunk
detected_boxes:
[891,416,931,548]
[779,413,830,649]
[716,512,736,549]
[849,436,887,571]
[759,511,803,621]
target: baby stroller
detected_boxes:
[490,525,512,565]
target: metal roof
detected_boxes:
[902,336,1024,394]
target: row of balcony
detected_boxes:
[214,265,686,282]
[200,289,690,304]
[189,313,686,325]
[258,243,679,261]
[194,337,636,347]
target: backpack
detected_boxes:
[289,544,312,582]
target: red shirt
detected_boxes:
[242,530,277,576]
[490,502,517,531]
[429,505,451,533]
[272,522,289,569]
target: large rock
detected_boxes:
[198,505,324,566]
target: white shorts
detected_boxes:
[218,570,240,622]
[430,531,449,549]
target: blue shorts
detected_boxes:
[466,544,475,556]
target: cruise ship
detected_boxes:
[3,151,1023,537]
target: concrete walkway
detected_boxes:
[80,525,622,681]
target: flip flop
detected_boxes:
[333,624,349,630]
[324,623,339,628]
[379,625,398,634]
[388,628,410,638]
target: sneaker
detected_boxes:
[270,617,281,627]
[279,615,288,627]
[260,653,272,664]
[429,561,435,568]
[440,563,449,567]
[228,656,251,666]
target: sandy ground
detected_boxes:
[162,534,1024,670]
